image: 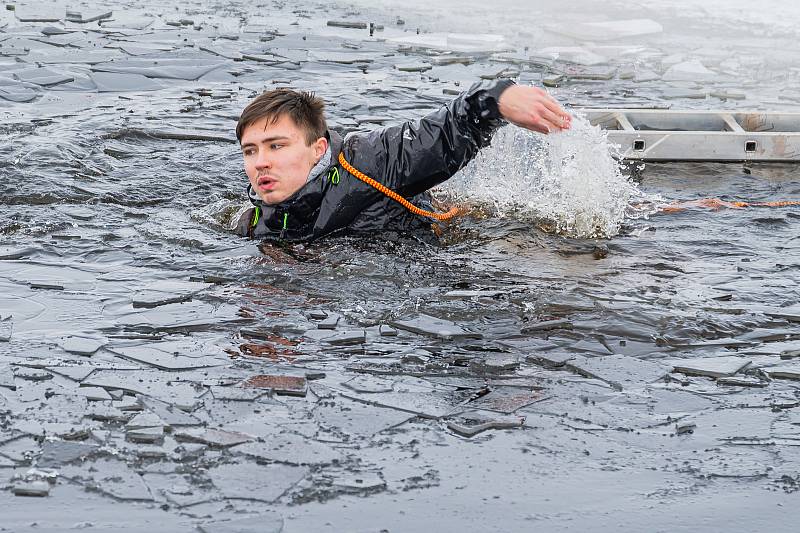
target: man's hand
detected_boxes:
[497,84,572,134]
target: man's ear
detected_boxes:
[314,136,329,159]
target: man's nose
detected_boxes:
[255,150,272,170]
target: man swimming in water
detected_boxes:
[236,80,571,241]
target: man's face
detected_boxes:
[240,114,327,205]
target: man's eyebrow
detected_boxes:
[240,135,291,149]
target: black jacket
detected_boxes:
[238,79,514,242]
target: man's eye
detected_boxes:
[271,144,283,150]
[243,148,255,156]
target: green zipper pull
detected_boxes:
[251,206,261,227]
[282,212,289,230]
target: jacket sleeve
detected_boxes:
[346,79,514,198]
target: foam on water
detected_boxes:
[441,115,658,238]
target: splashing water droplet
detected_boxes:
[441,114,659,238]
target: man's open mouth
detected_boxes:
[257,176,277,190]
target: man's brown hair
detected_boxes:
[236,88,327,145]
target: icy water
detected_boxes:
[1,1,800,531]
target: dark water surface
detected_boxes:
[1,1,800,531]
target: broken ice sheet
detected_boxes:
[131,279,209,308]
[60,457,153,501]
[717,376,766,387]
[198,513,284,533]
[57,335,107,356]
[0,316,13,341]
[139,396,203,427]
[470,355,519,373]
[562,65,617,80]
[388,32,509,54]
[15,8,62,22]
[233,433,344,466]
[73,386,113,401]
[0,85,38,103]
[340,388,473,419]
[90,71,164,92]
[81,371,201,409]
[331,471,386,494]
[46,365,96,382]
[526,351,574,369]
[13,480,51,497]
[126,412,165,430]
[467,387,546,414]
[66,10,113,23]
[321,329,366,346]
[566,355,669,391]
[669,356,751,378]
[313,396,413,438]
[13,367,52,381]
[25,49,123,65]
[108,344,226,371]
[763,364,800,381]
[446,410,525,437]
[379,324,397,337]
[38,440,100,468]
[391,314,482,340]
[100,16,154,31]
[317,313,340,329]
[175,428,254,448]
[662,59,718,82]
[127,425,164,444]
[207,462,308,503]
[91,59,225,81]
[342,375,394,394]
[209,384,268,401]
[531,47,608,66]
[14,67,74,87]
[114,301,248,332]
[0,436,41,463]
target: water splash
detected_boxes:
[440,114,658,238]
[193,199,252,232]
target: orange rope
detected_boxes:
[660,198,800,213]
[748,200,800,207]
[338,152,461,221]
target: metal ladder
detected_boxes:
[578,109,800,162]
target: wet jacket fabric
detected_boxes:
[237,78,514,242]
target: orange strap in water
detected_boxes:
[338,152,461,222]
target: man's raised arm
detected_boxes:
[343,79,571,199]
